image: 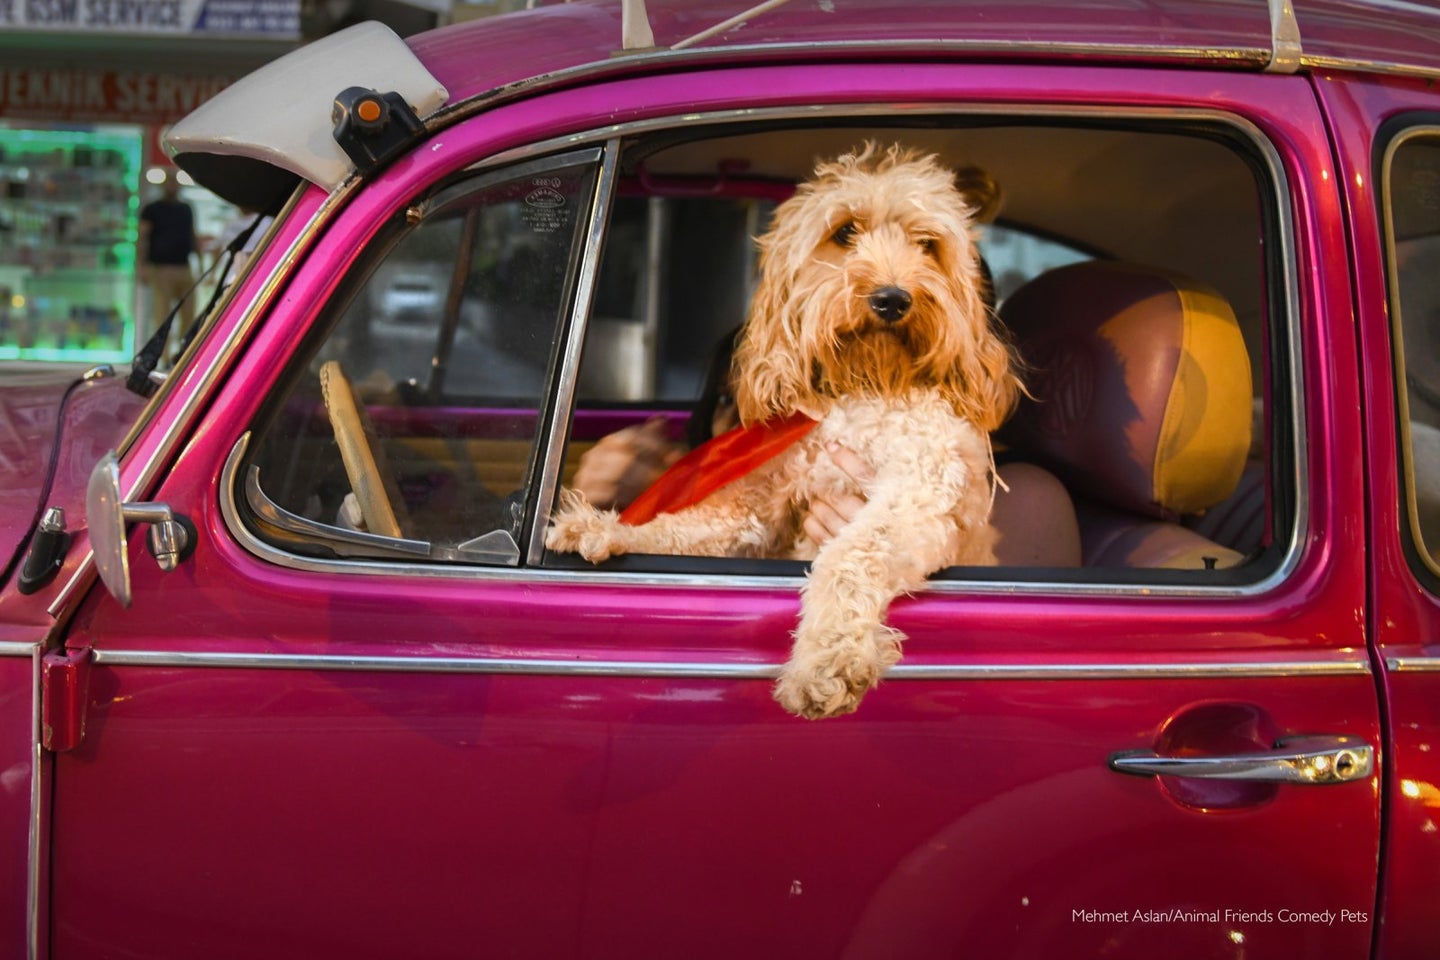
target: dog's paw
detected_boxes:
[772,623,902,719]
[545,493,625,563]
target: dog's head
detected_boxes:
[733,142,1021,433]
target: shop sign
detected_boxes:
[0,0,298,37]
[0,68,235,125]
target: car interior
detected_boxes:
[236,115,1288,584]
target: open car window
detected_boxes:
[551,122,1281,582]
[238,149,601,564]
[228,117,1287,585]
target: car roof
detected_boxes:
[410,0,1440,106]
[166,0,1440,206]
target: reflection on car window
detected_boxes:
[979,223,1091,304]
[579,194,772,403]
[242,151,600,563]
[1387,134,1440,569]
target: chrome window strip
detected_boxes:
[428,41,1275,134]
[219,102,1305,600]
[1387,657,1440,673]
[526,139,622,565]
[423,38,1440,128]
[26,645,42,960]
[0,641,38,657]
[1301,55,1440,82]
[90,647,1369,680]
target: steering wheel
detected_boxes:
[319,360,406,539]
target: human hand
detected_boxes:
[804,442,963,576]
[570,416,682,510]
[801,442,873,546]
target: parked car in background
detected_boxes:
[4,1,1440,956]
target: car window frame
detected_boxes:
[1378,117,1440,585]
[233,145,612,567]
[217,101,1303,599]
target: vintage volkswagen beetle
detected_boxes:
[4,1,1440,956]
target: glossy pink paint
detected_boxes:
[4,0,1433,948]
[30,58,1382,958]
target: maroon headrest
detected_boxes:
[999,261,1252,521]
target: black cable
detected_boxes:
[126,212,267,397]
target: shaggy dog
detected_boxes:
[547,143,1022,718]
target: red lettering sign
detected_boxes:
[0,67,232,124]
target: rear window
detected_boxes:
[1383,129,1440,576]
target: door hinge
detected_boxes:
[41,646,92,753]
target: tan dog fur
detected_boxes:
[547,143,1021,718]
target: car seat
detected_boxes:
[997,261,1256,569]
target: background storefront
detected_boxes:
[0,0,447,363]
[0,123,142,362]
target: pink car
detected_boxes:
[4,1,1439,956]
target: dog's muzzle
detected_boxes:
[868,286,912,323]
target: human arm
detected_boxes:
[569,416,683,510]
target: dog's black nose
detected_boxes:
[868,286,912,323]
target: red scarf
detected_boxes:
[619,412,818,525]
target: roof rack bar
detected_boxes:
[671,0,794,51]
[1266,0,1303,73]
[620,0,655,50]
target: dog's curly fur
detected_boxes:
[547,142,1022,718]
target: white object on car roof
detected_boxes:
[164,21,449,208]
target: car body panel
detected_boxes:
[35,59,1383,958]
[4,1,1433,955]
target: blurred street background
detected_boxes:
[0,0,531,366]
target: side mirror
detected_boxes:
[86,451,197,607]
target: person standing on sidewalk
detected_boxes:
[137,176,196,360]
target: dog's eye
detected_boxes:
[919,237,939,256]
[831,222,857,247]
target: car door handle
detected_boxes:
[1108,736,1373,785]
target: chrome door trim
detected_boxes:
[0,641,38,657]
[25,644,43,960]
[217,101,1305,601]
[89,648,1369,680]
[1387,657,1440,672]
[526,138,622,564]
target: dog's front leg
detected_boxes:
[773,500,959,718]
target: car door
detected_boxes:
[43,66,1381,959]
[1324,73,1440,957]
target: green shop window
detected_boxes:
[0,123,142,363]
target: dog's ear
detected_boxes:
[954,165,1003,225]
[935,232,1024,433]
[733,238,809,424]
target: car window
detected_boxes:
[238,150,601,564]
[1384,131,1440,572]
[980,223,1092,304]
[579,193,776,403]
[227,121,1285,583]
[552,123,1279,581]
